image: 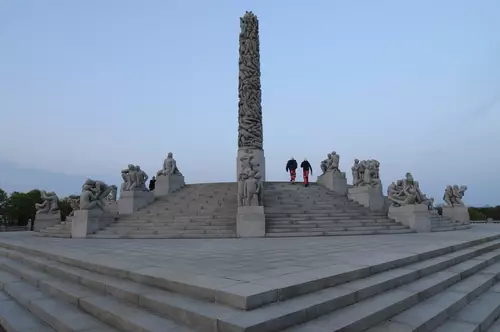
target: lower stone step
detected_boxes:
[266,229,415,237]
[89,233,237,239]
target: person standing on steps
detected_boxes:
[300,158,313,187]
[285,157,298,184]
[148,176,156,191]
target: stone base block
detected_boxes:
[348,186,385,212]
[71,209,116,238]
[237,148,266,182]
[317,171,348,196]
[154,174,185,198]
[237,206,265,238]
[388,204,432,232]
[118,190,154,215]
[34,213,60,232]
[443,206,470,224]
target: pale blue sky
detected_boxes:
[0,0,499,206]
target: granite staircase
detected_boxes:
[264,182,415,237]
[1,234,500,331]
[34,220,72,238]
[92,182,238,239]
[431,214,471,232]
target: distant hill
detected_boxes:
[0,159,120,197]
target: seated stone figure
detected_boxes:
[320,153,332,174]
[157,152,183,176]
[80,184,104,210]
[35,190,60,214]
[121,164,138,191]
[133,165,149,191]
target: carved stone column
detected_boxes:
[236,11,265,181]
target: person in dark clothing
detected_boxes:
[285,157,298,184]
[149,176,156,191]
[300,158,313,187]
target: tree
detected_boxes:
[0,188,8,225]
[5,190,42,226]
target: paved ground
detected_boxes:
[1,225,499,283]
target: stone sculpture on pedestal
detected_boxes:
[121,165,149,192]
[72,179,117,238]
[33,190,61,231]
[348,158,384,211]
[154,152,186,198]
[237,11,265,181]
[387,172,434,232]
[317,151,348,195]
[442,184,469,223]
[35,190,60,214]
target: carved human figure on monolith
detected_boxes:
[238,11,263,150]
[244,170,262,206]
[35,190,60,214]
[157,152,182,176]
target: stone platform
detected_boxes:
[1,226,500,331]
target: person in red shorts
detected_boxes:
[285,157,298,184]
[300,158,313,187]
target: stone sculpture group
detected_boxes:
[387,172,434,208]
[120,165,149,192]
[351,159,381,188]
[80,179,113,211]
[35,190,60,215]
[320,152,343,177]
[443,185,467,207]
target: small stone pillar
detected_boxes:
[33,214,60,232]
[442,206,470,224]
[388,204,432,232]
[348,186,385,212]
[317,171,348,196]
[118,191,154,215]
[71,209,116,238]
[237,206,265,237]
[154,174,185,198]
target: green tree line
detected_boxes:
[0,188,77,228]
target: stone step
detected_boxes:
[88,233,237,239]
[1,236,500,332]
[432,225,472,232]
[267,222,400,228]
[285,250,500,332]
[0,260,193,332]
[266,225,409,233]
[0,288,56,332]
[264,212,386,218]
[0,270,120,331]
[99,228,235,235]
[33,232,71,238]
[431,282,500,332]
[266,219,396,226]
[108,223,235,229]
[266,229,415,237]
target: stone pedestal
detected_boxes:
[317,171,348,196]
[442,206,470,224]
[388,204,432,232]
[237,148,266,182]
[34,213,60,232]
[237,206,265,238]
[118,190,154,215]
[348,186,385,212]
[154,174,185,198]
[71,209,116,238]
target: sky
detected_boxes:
[0,0,499,206]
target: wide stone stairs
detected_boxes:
[34,220,72,238]
[264,182,415,237]
[91,182,238,239]
[1,235,500,331]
